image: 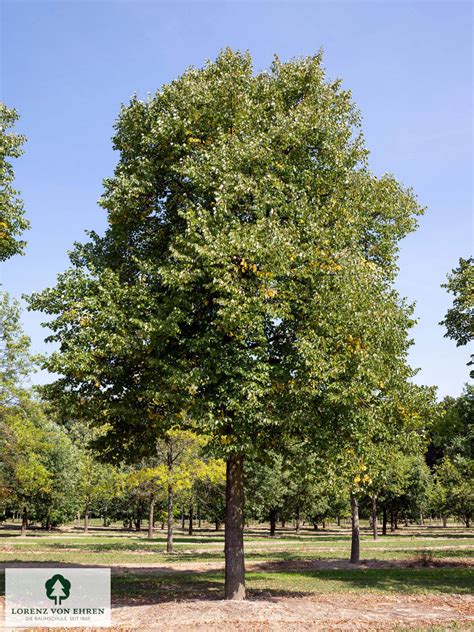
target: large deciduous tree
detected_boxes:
[29,50,423,599]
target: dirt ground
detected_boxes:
[1,592,473,631]
[109,593,474,631]
[1,559,472,630]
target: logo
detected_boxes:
[45,574,71,605]
[6,568,110,628]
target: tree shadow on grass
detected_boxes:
[0,559,472,607]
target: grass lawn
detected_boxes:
[0,522,472,602]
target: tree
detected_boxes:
[0,103,29,261]
[440,257,473,377]
[28,50,423,599]
[0,291,33,405]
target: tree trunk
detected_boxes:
[390,510,395,532]
[224,453,245,600]
[215,520,220,531]
[337,515,341,527]
[188,503,193,536]
[181,509,185,530]
[442,515,447,527]
[84,508,89,533]
[371,494,378,541]
[350,494,360,564]
[167,484,174,553]
[269,509,277,537]
[198,503,201,529]
[382,506,387,535]
[134,518,141,531]
[394,512,398,530]
[21,507,28,536]
[148,498,155,540]
[295,507,300,534]
[419,510,424,526]
[281,519,285,528]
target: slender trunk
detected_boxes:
[382,506,387,535]
[188,504,193,536]
[215,520,220,531]
[337,515,341,527]
[419,510,424,526]
[466,516,471,528]
[148,498,155,540]
[198,503,201,529]
[371,495,378,541]
[224,453,245,600]
[295,507,300,534]
[442,515,447,528]
[161,520,165,530]
[394,512,398,530]
[167,484,174,553]
[181,509,185,531]
[281,519,285,528]
[322,520,326,530]
[21,507,28,536]
[390,510,395,532]
[269,509,277,537]
[134,518,141,531]
[84,508,89,533]
[350,494,360,564]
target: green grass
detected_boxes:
[0,523,472,601]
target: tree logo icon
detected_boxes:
[45,574,71,605]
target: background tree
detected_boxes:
[0,103,29,261]
[440,257,473,377]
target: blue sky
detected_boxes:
[1,0,472,398]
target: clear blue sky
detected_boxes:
[1,0,472,398]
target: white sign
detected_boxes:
[5,568,111,628]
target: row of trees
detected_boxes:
[0,50,472,600]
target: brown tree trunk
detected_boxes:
[371,494,378,540]
[181,509,185,530]
[269,509,277,537]
[390,510,395,532]
[167,484,174,553]
[134,518,141,531]
[350,494,360,564]
[21,507,28,536]
[224,453,245,600]
[382,505,387,535]
[442,515,447,527]
[295,507,301,534]
[84,508,89,533]
[148,498,155,540]
[188,503,193,536]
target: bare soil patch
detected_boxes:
[1,593,473,631]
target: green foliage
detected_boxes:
[440,257,473,377]
[29,50,422,467]
[0,397,81,527]
[0,103,29,261]
[0,291,33,405]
